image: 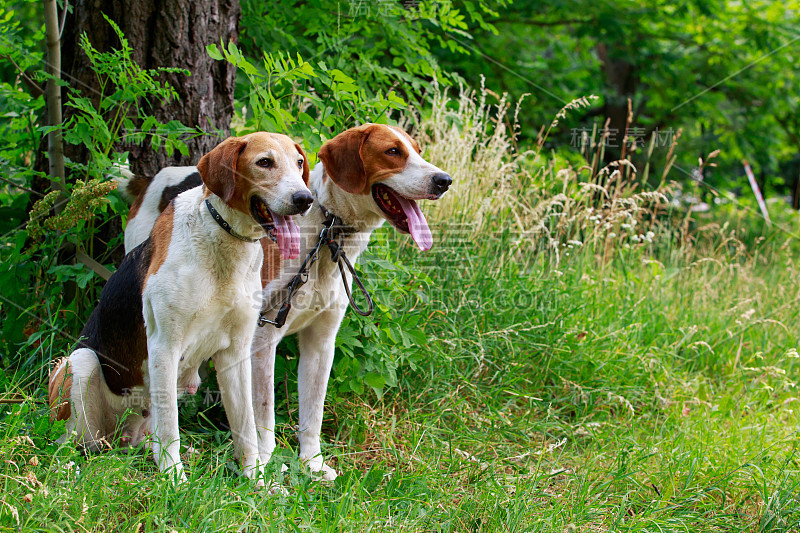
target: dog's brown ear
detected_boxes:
[318,126,372,194]
[197,136,248,202]
[295,143,310,185]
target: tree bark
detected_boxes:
[60,0,240,178]
[43,0,77,304]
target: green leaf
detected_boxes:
[364,372,386,394]
[206,43,223,60]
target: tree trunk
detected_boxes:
[60,0,240,179]
[595,43,637,164]
[42,0,65,194]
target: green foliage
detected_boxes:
[208,41,406,152]
[433,0,800,197]
[26,179,116,239]
[239,0,507,104]
[1,15,195,364]
[0,2,45,193]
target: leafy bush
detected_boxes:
[1,17,195,367]
[207,41,406,153]
[332,229,433,398]
[239,0,506,106]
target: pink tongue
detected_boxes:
[394,195,433,251]
[271,213,300,260]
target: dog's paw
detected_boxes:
[266,481,289,496]
[169,467,188,486]
[303,457,338,481]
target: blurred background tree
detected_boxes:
[431,0,800,201]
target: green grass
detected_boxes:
[2,219,800,532]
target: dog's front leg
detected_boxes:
[147,345,185,483]
[215,342,262,484]
[297,309,343,481]
[252,342,279,465]
[251,335,278,465]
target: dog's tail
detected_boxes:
[111,167,150,205]
[50,349,118,451]
[48,357,73,422]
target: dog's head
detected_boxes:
[197,132,312,258]
[318,124,451,251]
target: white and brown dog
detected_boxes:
[117,124,451,481]
[49,132,312,483]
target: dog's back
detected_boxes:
[121,167,202,253]
[47,235,161,449]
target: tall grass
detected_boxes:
[398,83,800,530]
[3,84,800,531]
[408,81,668,251]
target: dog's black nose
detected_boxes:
[292,191,313,211]
[431,172,452,194]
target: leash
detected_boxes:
[258,206,374,328]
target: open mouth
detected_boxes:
[251,196,276,235]
[372,183,433,251]
[249,196,301,259]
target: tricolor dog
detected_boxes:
[48,132,313,483]
[118,124,451,481]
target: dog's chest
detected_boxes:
[286,248,363,332]
[300,262,343,307]
[179,278,257,355]
[144,251,260,372]
[259,229,370,339]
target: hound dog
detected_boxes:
[118,124,451,480]
[48,132,313,483]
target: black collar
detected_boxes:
[318,202,357,235]
[205,199,260,243]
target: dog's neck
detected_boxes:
[309,163,385,235]
[260,164,384,316]
[203,193,265,243]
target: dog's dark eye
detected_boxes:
[297,159,304,168]
[256,158,274,168]
[385,147,401,156]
